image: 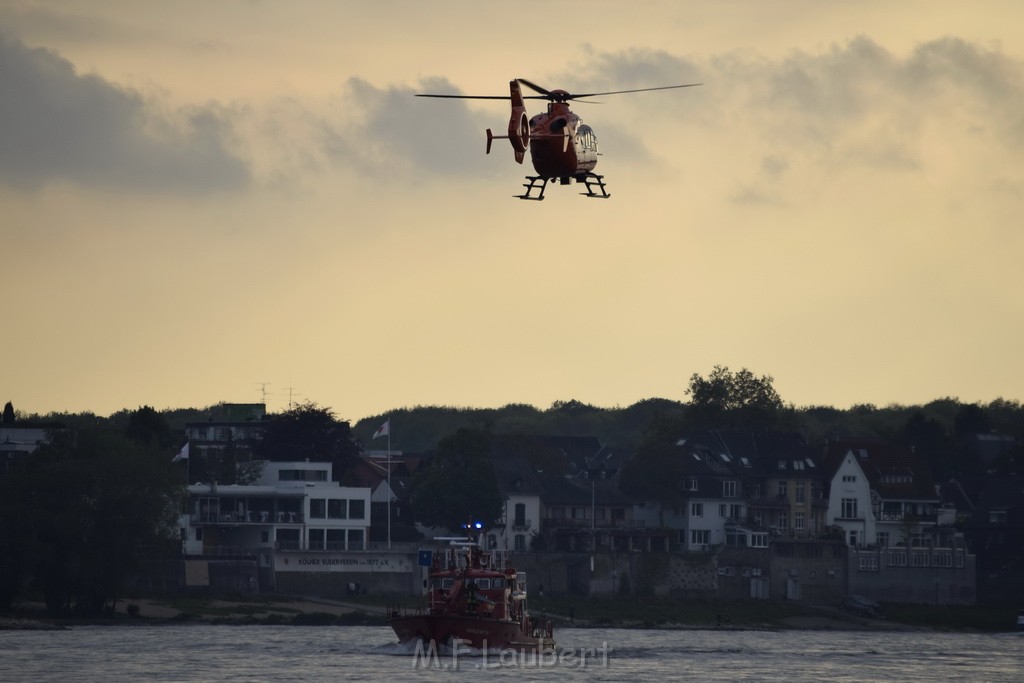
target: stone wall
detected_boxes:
[848,547,976,605]
[769,540,847,603]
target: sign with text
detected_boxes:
[275,553,413,573]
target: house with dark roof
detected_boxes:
[539,477,644,553]
[822,437,942,548]
[488,434,650,553]
[489,446,545,552]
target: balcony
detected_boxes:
[542,517,645,530]
[191,511,305,524]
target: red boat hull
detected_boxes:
[389,613,555,652]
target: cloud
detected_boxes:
[328,77,506,179]
[0,32,249,193]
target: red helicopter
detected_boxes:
[417,78,700,200]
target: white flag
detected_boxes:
[172,442,190,462]
[373,420,390,439]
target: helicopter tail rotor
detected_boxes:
[483,80,530,164]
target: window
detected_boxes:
[514,503,526,527]
[849,530,859,547]
[778,460,787,470]
[691,503,704,517]
[347,529,364,550]
[691,530,710,546]
[326,529,344,550]
[750,533,768,548]
[687,478,698,491]
[877,532,889,547]
[777,481,788,498]
[841,498,858,519]
[858,554,879,571]
[842,475,856,483]
[310,499,326,519]
[572,506,586,520]
[795,482,805,504]
[328,499,347,519]
[279,469,327,482]
[276,528,300,550]
[990,510,1008,524]
[794,512,805,532]
[309,528,325,550]
[777,512,788,530]
[261,530,270,544]
[348,499,365,519]
[514,534,526,551]
[729,504,742,520]
[722,480,739,498]
[719,504,727,518]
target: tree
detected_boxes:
[619,413,691,527]
[124,405,176,449]
[253,402,361,483]
[0,426,182,616]
[411,428,503,532]
[686,365,786,429]
[2,401,14,425]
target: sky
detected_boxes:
[2,1,1023,421]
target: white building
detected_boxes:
[180,460,372,570]
[825,450,877,547]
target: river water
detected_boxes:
[1,625,1021,682]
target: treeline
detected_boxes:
[352,399,1024,468]
[0,408,183,616]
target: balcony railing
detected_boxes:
[542,518,645,529]
[191,511,305,524]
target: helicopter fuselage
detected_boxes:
[527,102,599,180]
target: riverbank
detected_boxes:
[3,594,1016,632]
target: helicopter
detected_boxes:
[416,78,700,200]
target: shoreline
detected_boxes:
[3,595,1012,632]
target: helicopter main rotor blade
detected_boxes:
[415,93,550,100]
[416,94,509,100]
[563,83,702,100]
[416,81,702,102]
[516,78,554,97]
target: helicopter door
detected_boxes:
[575,124,599,173]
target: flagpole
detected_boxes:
[387,424,392,550]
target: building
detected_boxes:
[183,403,267,481]
[179,460,371,590]
[0,426,50,475]
[823,438,941,548]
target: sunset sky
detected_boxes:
[3,1,1023,421]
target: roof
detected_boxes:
[674,430,820,479]
[822,437,938,501]
[491,453,545,497]
[539,476,633,507]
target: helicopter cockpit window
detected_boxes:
[577,125,597,151]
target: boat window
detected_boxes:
[475,579,490,589]
[492,578,505,589]
[441,578,454,589]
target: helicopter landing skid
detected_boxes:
[517,176,549,201]
[579,173,610,199]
